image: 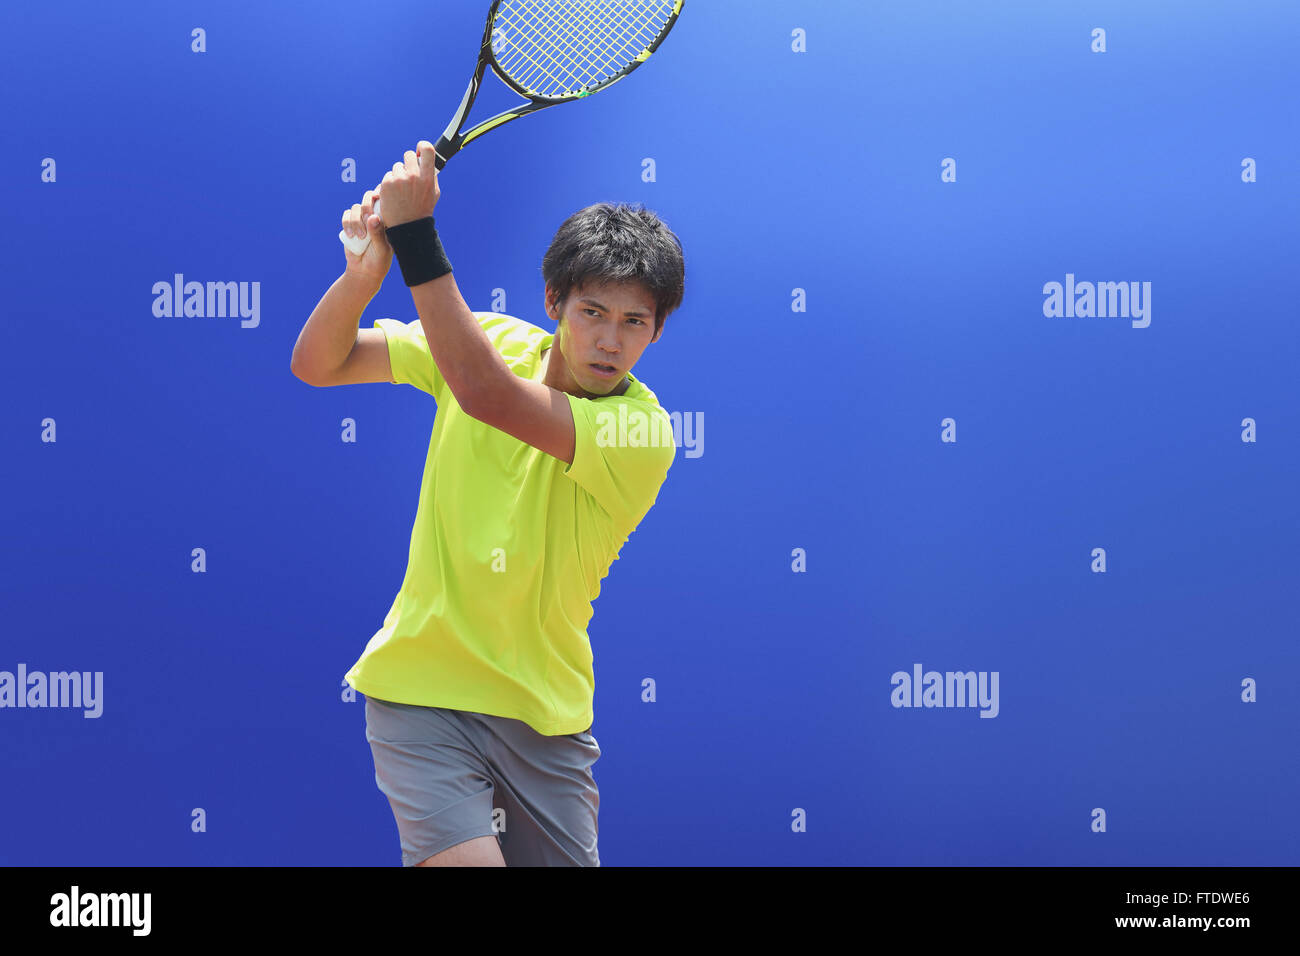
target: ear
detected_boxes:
[650,320,664,343]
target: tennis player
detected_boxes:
[291,142,685,866]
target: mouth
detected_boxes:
[589,363,618,378]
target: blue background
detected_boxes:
[2,0,1296,866]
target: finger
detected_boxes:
[419,142,440,188]
[343,202,361,238]
[361,189,376,214]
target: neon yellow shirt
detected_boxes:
[344,311,676,735]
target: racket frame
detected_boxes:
[433,0,684,169]
[341,0,683,254]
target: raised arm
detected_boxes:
[291,186,393,386]
[375,142,515,411]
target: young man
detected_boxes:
[291,142,685,867]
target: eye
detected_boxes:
[627,317,645,326]
[583,308,600,317]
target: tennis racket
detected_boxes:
[340,0,684,255]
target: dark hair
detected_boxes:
[542,202,685,335]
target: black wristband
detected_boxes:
[386,216,453,287]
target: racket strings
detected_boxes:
[493,0,676,98]
[499,1,650,86]
[553,1,657,71]
[498,0,659,94]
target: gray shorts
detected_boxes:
[363,694,601,867]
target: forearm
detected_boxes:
[408,271,512,412]
[291,271,381,380]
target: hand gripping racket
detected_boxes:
[340,0,684,255]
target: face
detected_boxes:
[544,279,662,398]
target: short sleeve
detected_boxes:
[373,318,447,402]
[374,312,525,405]
[563,393,677,528]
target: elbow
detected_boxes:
[457,376,507,423]
[290,357,319,387]
[456,387,490,422]
[290,345,323,387]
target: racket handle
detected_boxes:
[339,199,381,256]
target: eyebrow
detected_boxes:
[578,296,649,318]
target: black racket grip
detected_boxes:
[432,133,456,171]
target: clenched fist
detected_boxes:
[341,186,391,284]
[377,141,441,228]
